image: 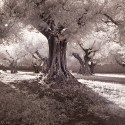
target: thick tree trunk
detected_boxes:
[47,37,73,81]
[10,60,18,73]
[72,53,92,75]
[72,53,85,74]
[83,54,92,75]
[90,62,96,74]
[10,65,17,73]
[41,28,75,82]
[41,58,48,73]
[84,59,92,75]
[79,65,83,74]
[14,64,18,73]
[2,65,6,72]
[33,64,40,73]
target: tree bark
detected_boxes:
[72,52,93,76]
[90,62,96,74]
[47,36,73,81]
[41,58,48,73]
[79,65,83,74]
[40,22,75,82]
[10,60,18,73]
[84,54,92,75]
[33,64,40,73]
[72,53,85,74]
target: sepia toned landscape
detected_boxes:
[0,0,125,125]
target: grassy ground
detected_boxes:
[74,74,125,84]
[0,78,125,125]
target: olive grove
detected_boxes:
[0,0,125,82]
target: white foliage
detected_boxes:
[94,42,122,65]
[0,70,39,83]
[21,26,48,58]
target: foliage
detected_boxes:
[0,42,26,67]
[0,25,48,68]
[1,0,125,42]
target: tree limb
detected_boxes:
[78,43,86,52]
[5,50,14,60]
[102,13,121,26]
[72,52,84,66]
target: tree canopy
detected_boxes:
[1,0,125,40]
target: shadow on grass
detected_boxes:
[0,79,125,125]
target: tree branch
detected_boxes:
[2,57,12,63]
[35,50,44,60]
[72,52,84,66]
[5,50,14,60]
[78,43,86,52]
[102,13,120,26]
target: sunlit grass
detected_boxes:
[0,70,38,83]
[95,73,125,78]
[78,79,125,109]
[0,71,125,124]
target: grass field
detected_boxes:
[73,73,125,84]
[0,71,125,125]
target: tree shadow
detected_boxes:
[1,79,125,125]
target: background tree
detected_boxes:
[72,41,99,75]
[68,18,119,75]
[20,26,48,73]
[0,42,26,73]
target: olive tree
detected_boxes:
[21,26,48,73]
[68,19,119,75]
[0,42,26,73]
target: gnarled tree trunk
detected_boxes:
[76,41,98,75]
[40,19,75,82]
[10,60,18,73]
[72,53,85,74]
[47,36,73,81]
[72,52,93,76]
[84,54,92,75]
[33,64,40,73]
[90,62,96,74]
[41,58,48,73]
